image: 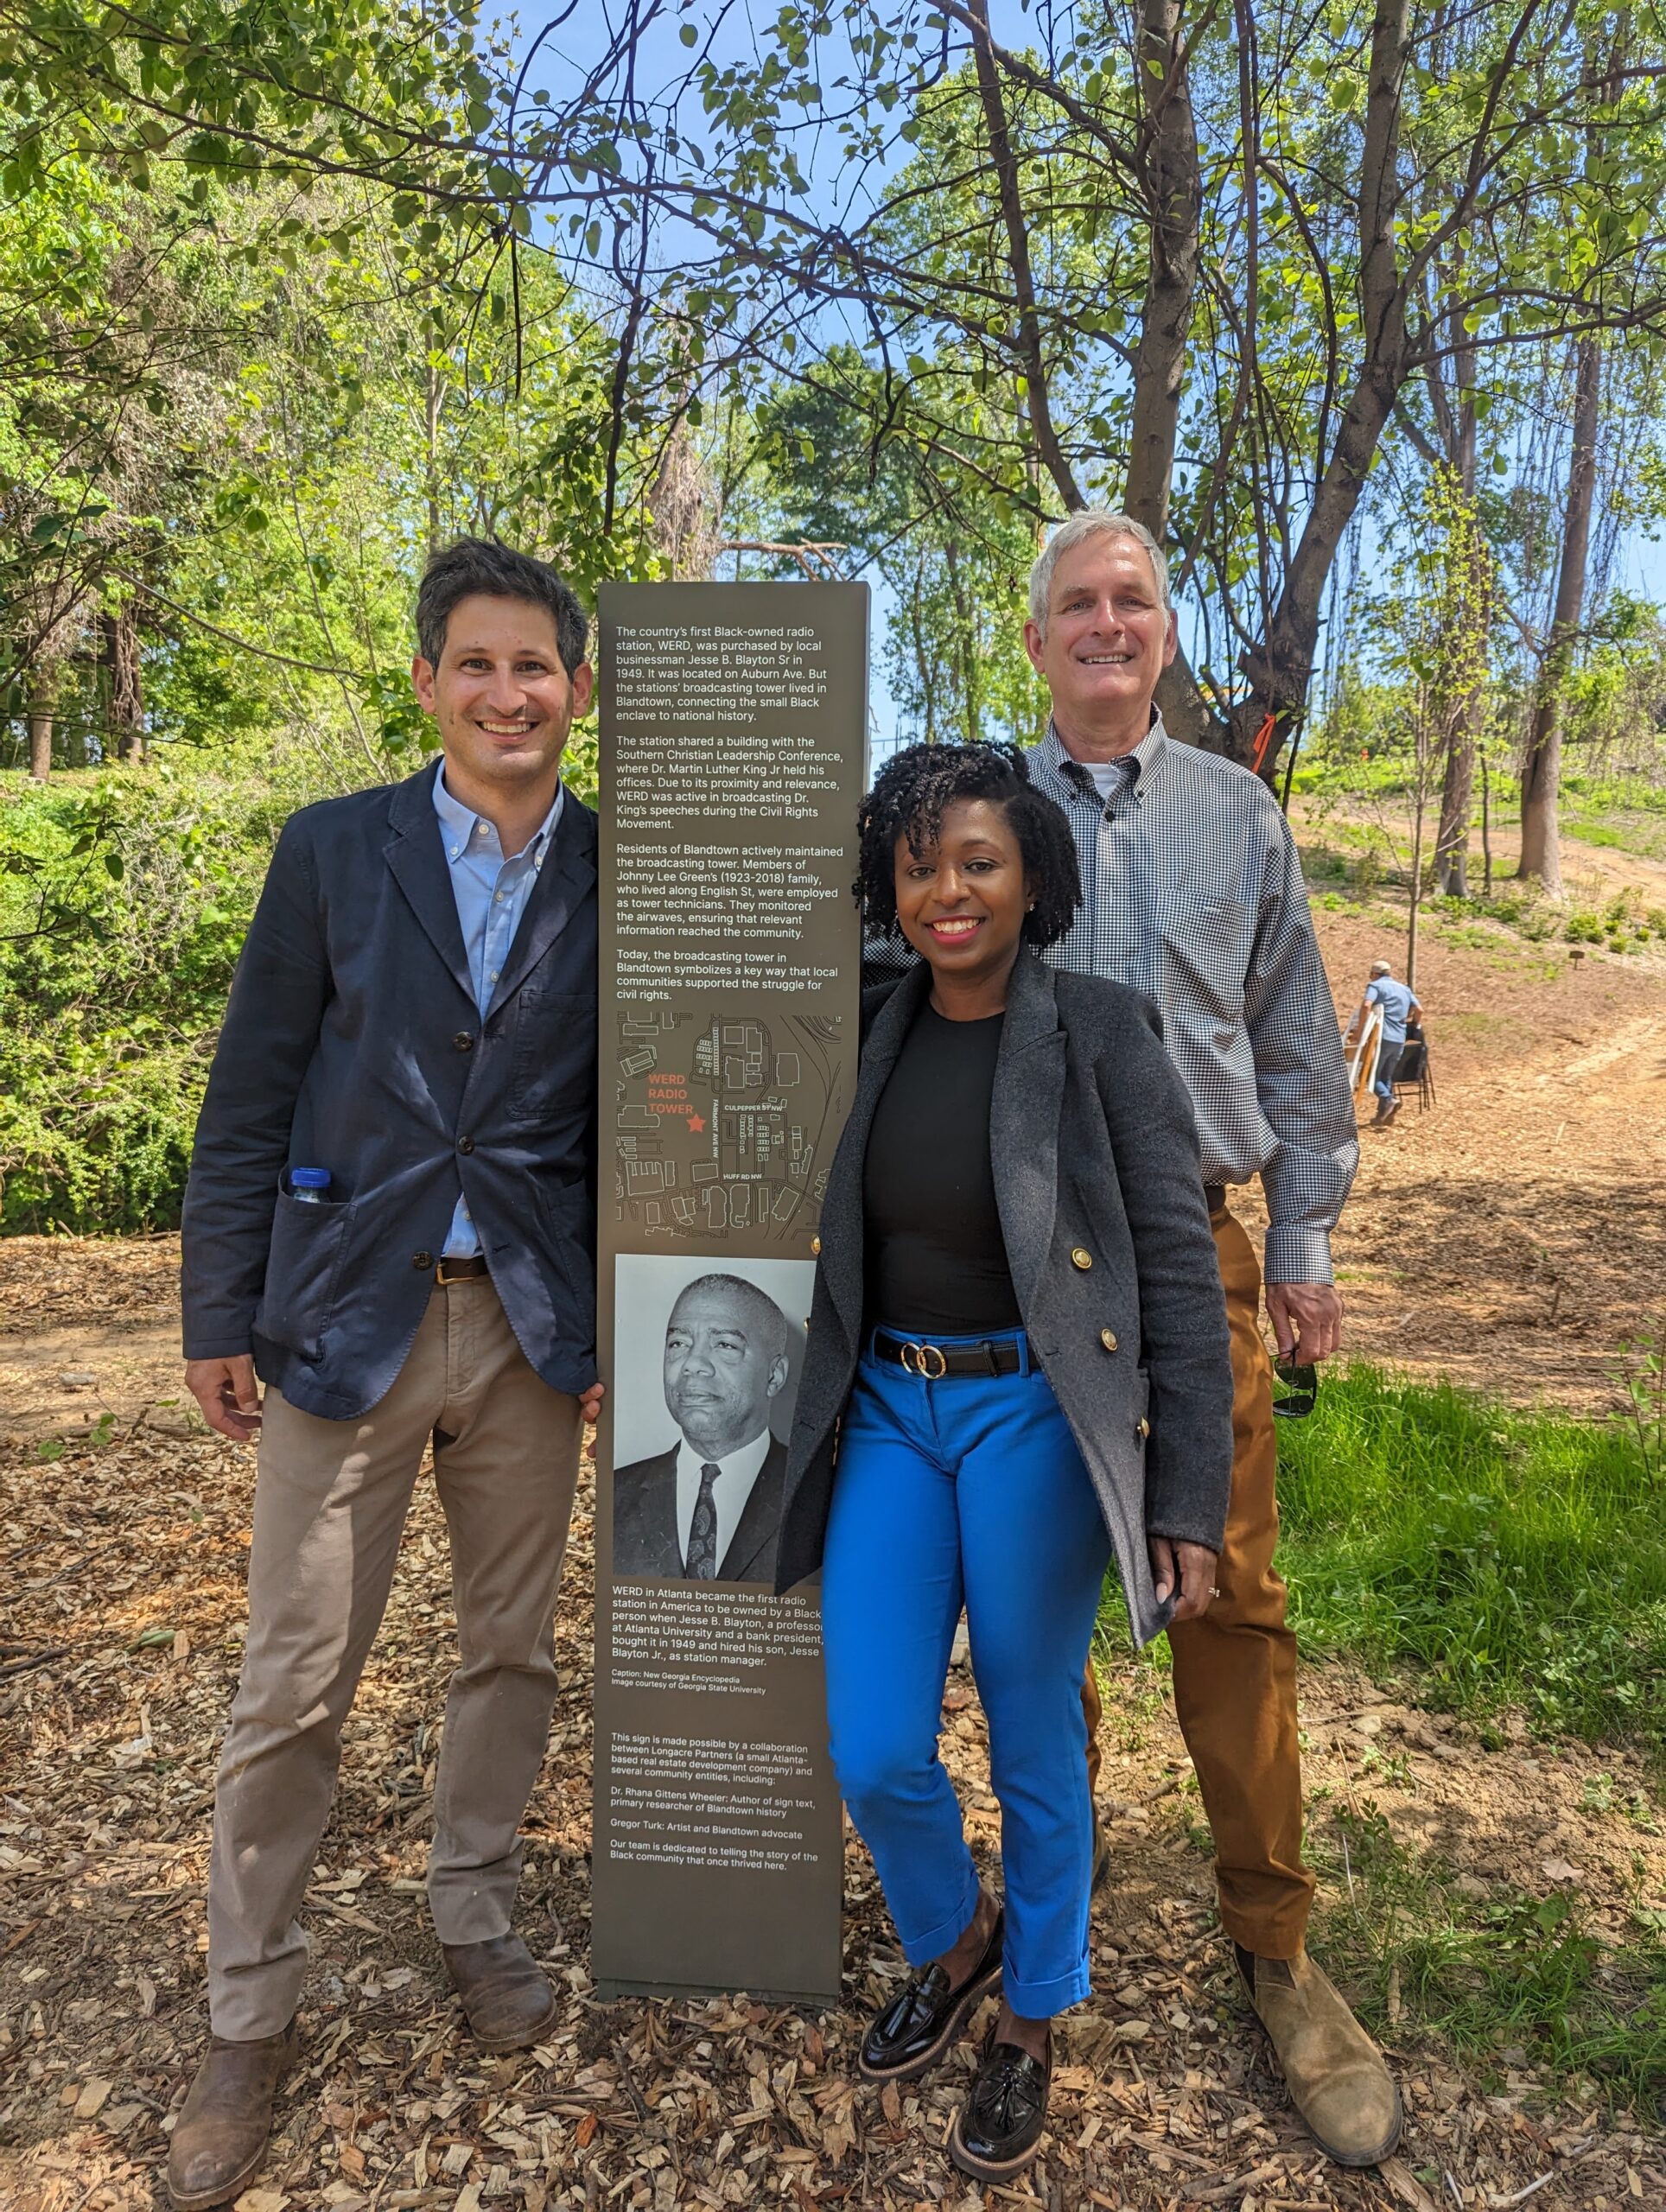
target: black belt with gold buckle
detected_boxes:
[872,1330,1023,1380]
[435,1256,491,1285]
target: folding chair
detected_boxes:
[1391,1023,1435,1112]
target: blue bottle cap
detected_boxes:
[291,1167,332,1189]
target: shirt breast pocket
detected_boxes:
[1154,892,1253,1022]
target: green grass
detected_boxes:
[1275,1364,1666,1756]
[1097,1358,1666,2101]
[1099,1359,1666,1752]
[1307,1797,1666,2104]
[1566,813,1666,864]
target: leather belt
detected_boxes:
[435,1255,491,1285]
[872,1329,1023,1380]
[1203,1184,1227,1215]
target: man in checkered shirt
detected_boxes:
[872,512,1397,2166]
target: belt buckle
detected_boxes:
[435,1257,475,1287]
[913,1342,947,1380]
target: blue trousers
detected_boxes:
[820,1332,1111,2018]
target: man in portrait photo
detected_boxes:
[614,1272,792,1583]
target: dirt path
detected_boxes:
[1270,907,1666,1408]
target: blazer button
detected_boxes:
[1137,1415,1151,1439]
[453,1031,475,1052]
[412,1250,434,1270]
[1071,1247,1093,1270]
[811,1236,822,1255]
[457,1135,475,1154]
[1100,1328,1118,1352]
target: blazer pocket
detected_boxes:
[256,1186,355,1363]
[512,986,597,1116]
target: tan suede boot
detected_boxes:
[166,2018,298,2210]
[1239,1948,1402,2166]
[442,1932,559,2050]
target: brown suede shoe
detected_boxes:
[1239,1948,1402,2167]
[166,2018,298,2210]
[442,1932,559,2051]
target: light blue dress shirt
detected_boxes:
[1364,974,1416,1046]
[431,760,565,1258]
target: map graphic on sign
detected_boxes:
[612,1002,847,1243]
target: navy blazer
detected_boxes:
[181,764,599,1417]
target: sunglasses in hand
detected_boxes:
[1271,1351,1319,1420]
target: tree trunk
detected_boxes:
[26,663,57,780]
[1128,0,1227,753]
[102,605,146,764]
[967,0,1085,512]
[1157,644,1228,753]
[1123,0,1199,543]
[1431,292,1480,897]
[1433,683,1480,895]
[424,360,444,562]
[1232,0,1414,777]
[1406,701,1428,990]
[1232,348,1409,769]
[1519,336,1599,895]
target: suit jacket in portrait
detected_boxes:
[181,763,599,1418]
[613,1436,788,1584]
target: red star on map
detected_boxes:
[686,1113,707,1132]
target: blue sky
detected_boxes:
[514,4,1664,754]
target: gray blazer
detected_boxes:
[773,952,1234,1646]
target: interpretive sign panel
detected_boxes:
[591,582,868,2002]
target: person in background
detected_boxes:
[171,538,602,2210]
[779,741,1235,2184]
[1346,957,1423,1127]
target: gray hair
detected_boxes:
[1027,510,1172,634]
[670,1273,789,1363]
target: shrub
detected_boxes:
[0,764,289,1232]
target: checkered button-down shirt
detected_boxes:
[868,716,1358,1282]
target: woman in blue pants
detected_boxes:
[775,741,1236,2183]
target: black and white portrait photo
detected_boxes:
[610,1255,813,1585]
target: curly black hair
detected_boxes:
[855,740,1082,950]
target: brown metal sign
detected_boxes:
[591,581,868,2002]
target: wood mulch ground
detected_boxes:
[4,1262,1665,2212]
[3,909,1665,2210]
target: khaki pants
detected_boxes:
[206,1280,582,2039]
[1084,1203,1314,1960]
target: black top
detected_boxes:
[862,1002,1021,1334]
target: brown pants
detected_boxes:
[1084,1202,1314,1959]
[206,1280,582,2039]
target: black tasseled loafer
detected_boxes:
[949,2024,1052,2181]
[857,1906,1004,2083]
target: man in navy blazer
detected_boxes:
[171,539,602,2211]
